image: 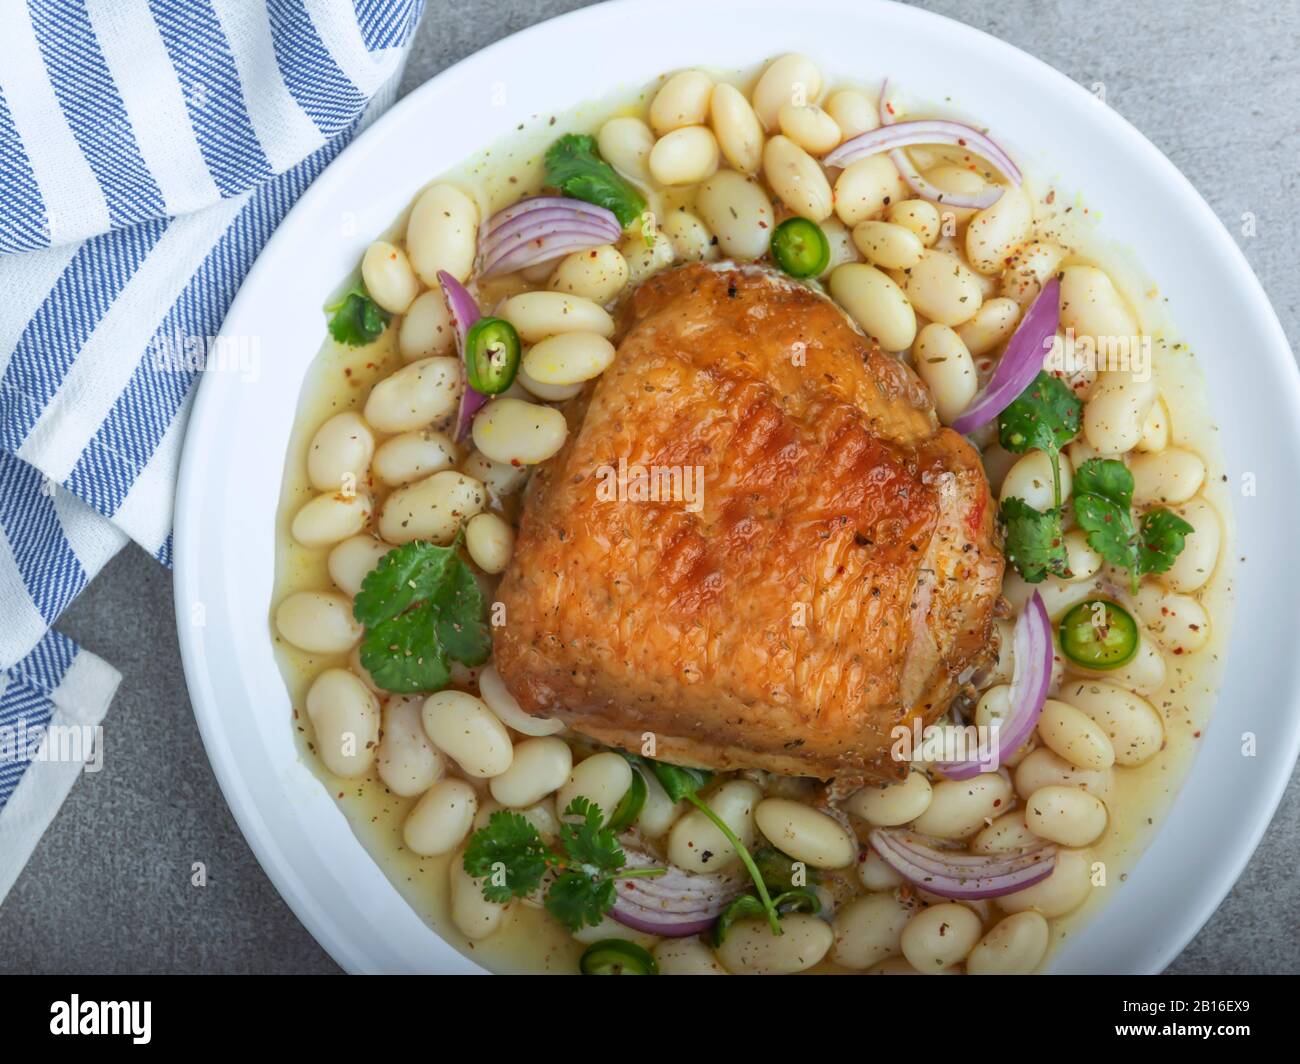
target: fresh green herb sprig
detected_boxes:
[1071,458,1193,594]
[462,797,665,932]
[326,282,389,346]
[629,755,784,936]
[352,538,491,693]
[544,134,645,228]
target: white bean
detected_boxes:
[655,937,728,975]
[291,491,372,548]
[328,534,390,597]
[717,914,832,975]
[1132,584,1210,654]
[620,230,676,284]
[461,450,528,498]
[522,331,615,386]
[449,846,506,940]
[834,155,906,226]
[914,323,977,425]
[886,198,941,246]
[378,469,485,544]
[966,911,1049,974]
[1025,784,1107,847]
[845,771,933,827]
[971,810,1038,854]
[818,216,859,277]
[498,291,614,343]
[518,365,582,402]
[489,737,572,808]
[905,250,984,326]
[957,297,1020,356]
[307,412,374,493]
[1082,369,1158,455]
[406,183,477,285]
[1038,699,1115,770]
[306,668,379,777]
[762,135,832,221]
[852,220,924,270]
[636,767,686,838]
[1061,528,1102,582]
[1130,448,1205,506]
[831,893,912,970]
[1002,241,1066,306]
[398,289,455,362]
[465,512,515,575]
[997,847,1093,917]
[372,429,457,487]
[471,397,568,466]
[709,83,764,174]
[965,186,1033,275]
[477,664,565,737]
[361,239,419,314]
[1136,397,1170,452]
[751,53,822,131]
[661,209,718,262]
[650,70,713,134]
[422,690,513,778]
[549,244,629,304]
[597,116,655,184]
[920,164,985,222]
[1058,680,1163,767]
[1000,449,1073,511]
[911,773,1012,840]
[1014,747,1112,801]
[859,848,904,890]
[668,779,760,873]
[778,103,840,155]
[754,799,856,869]
[377,695,443,797]
[364,356,460,433]
[1059,265,1138,343]
[404,778,477,857]
[275,590,362,654]
[556,751,632,822]
[648,125,719,186]
[829,263,916,351]
[1083,634,1165,696]
[1159,497,1220,592]
[900,903,982,972]
[694,171,774,259]
[825,89,878,140]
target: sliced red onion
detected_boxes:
[864,79,1012,210]
[609,849,743,938]
[949,276,1060,435]
[436,270,486,441]
[935,590,1053,780]
[479,196,621,277]
[870,828,1057,899]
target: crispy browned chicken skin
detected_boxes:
[493,262,1003,781]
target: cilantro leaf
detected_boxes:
[998,372,1083,457]
[462,811,551,903]
[326,284,389,347]
[353,541,491,694]
[359,600,451,694]
[1072,457,1134,509]
[544,134,645,228]
[559,797,625,875]
[641,758,713,804]
[1138,508,1194,577]
[999,497,1067,583]
[546,871,616,932]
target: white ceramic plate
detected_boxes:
[174,0,1300,974]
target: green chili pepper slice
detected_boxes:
[579,938,658,975]
[463,316,521,394]
[770,217,830,278]
[1058,598,1139,670]
[606,766,647,832]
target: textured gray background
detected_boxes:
[1,0,1295,974]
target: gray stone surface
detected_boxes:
[1,0,1296,975]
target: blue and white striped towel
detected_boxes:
[0,0,426,903]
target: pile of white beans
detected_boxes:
[272,53,1224,976]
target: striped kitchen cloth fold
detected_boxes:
[0,0,426,903]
